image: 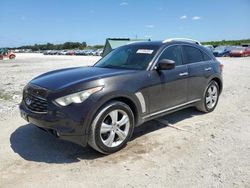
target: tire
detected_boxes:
[196,81,219,113]
[9,54,15,59]
[88,101,135,154]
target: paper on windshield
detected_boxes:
[136,49,154,54]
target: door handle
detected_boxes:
[179,72,188,76]
[205,67,212,71]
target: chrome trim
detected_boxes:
[149,44,186,71]
[24,107,48,114]
[142,99,201,119]
[135,92,146,113]
[163,38,201,45]
[205,67,212,71]
[179,72,189,76]
[23,93,48,114]
[181,44,214,61]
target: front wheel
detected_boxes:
[88,101,135,154]
[9,54,15,59]
[196,81,219,113]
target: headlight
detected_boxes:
[55,86,103,106]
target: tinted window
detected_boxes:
[158,45,182,66]
[95,44,159,70]
[183,45,203,64]
[202,51,212,61]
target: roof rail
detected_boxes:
[163,38,201,45]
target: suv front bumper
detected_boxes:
[19,101,88,147]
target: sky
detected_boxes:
[0,0,250,47]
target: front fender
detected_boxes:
[83,90,144,136]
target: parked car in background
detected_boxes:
[241,43,250,47]
[20,38,223,154]
[58,50,68,55]
[94,49,103,56]
[213,46,233,57]
[74,50,82,56]
[66,51,75,55]
[204,45,214,52]
[230,46,250,57]
[49,50,59,55]
[43,50,51,55]
[84,50,95,56]
[0,48,16,60]
[43,50,58,55]
[74,50,86,56]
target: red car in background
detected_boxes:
[230,47,250,57]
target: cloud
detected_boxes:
[192,16,201,20]
[120,2,128,6]
[180,15,187,20]
[146,25,155,28]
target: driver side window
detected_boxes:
[158,45,183,66]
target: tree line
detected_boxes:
[9,38,250,51]
[13,42,104,51]
[202,39,250,47]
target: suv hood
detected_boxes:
[31,66,136,90]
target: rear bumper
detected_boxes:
[230,53,244,57]
[19,102,88,147]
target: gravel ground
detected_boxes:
[0,54,249,188]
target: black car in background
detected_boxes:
[20,39,223,154]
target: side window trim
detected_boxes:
[201,49,213,61]
[182,44,204,64]
[151,44,183,69]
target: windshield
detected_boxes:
[214,46,226,51]
[94,44,159,70]
[234,47,246,50]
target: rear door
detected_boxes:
[181,45,207,101]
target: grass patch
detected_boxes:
[0,90,12,101]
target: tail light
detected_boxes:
[220,63,224,72]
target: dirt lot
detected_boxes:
[0,54,249,188]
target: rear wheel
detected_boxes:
[88,101,134,154]
[9,54,15,59]
[196,81,219,113]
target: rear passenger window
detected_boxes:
[202,51,212,61]
[158,45,182,66]
[182,45,203,64]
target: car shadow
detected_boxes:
[10,107,202,164]
[10,125,103,164]
[132,107,202,140]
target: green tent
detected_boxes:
[0,48,7,55]
[102,38,151,57]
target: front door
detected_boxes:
[148,45,189,114]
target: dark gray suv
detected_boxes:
[20,39,223,154]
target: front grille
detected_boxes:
[24,85,48,113]
[24,94,48,113]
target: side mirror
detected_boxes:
[156,59,176,70]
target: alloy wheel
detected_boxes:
[206,84,218,109]
[100,109,130,147]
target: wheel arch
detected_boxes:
[84,93,142,137]
[100,96,140,126]
[210,77,223,94]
